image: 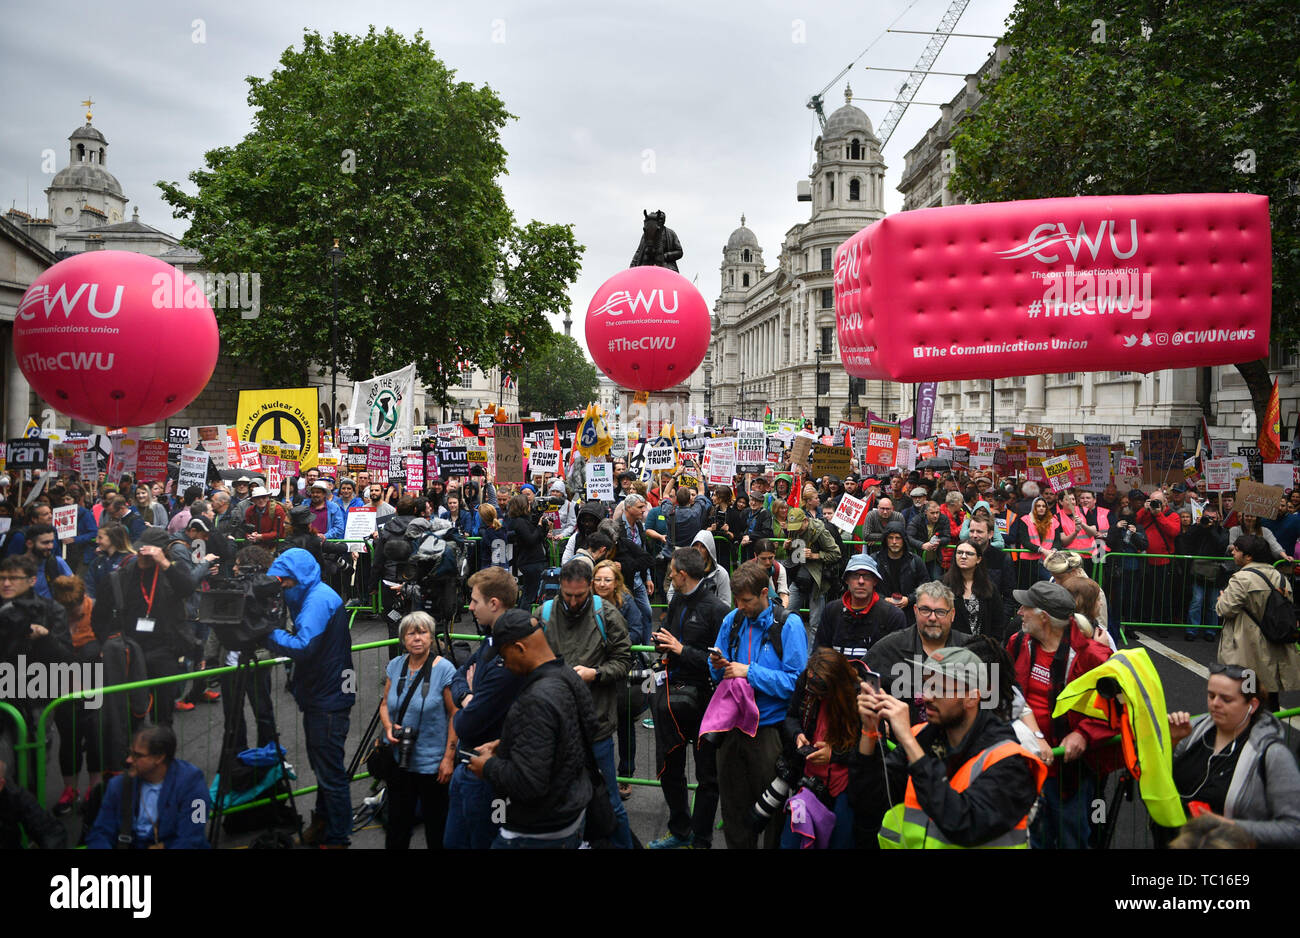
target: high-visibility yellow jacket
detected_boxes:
[1052,647,1186,828]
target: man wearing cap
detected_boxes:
[244,486,287,544]
[89,526,200,726]
[468,608,599,849]
[866,581,969,725]
[852,645,1045,849]
[306,480,345,539]
[446,566,525,848]
[1007,579,1114,849]
[781,506,841,644]
[814,553,905,658]
[902,486,929,526]
[229,476,255,522]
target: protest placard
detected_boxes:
[1027,424,1054,450]
[366,443,390,485]
[1141,428,1183,484]
[179,448,209,490]
[812,444,853,478]
[344,506,377,540]
[894,437,917,473]
[136,440,169,484]
[864,422,899,467]
[1203,458,1233,492]
[404,453,424,491]
[706,439,737,486]
[1236,479,1285,520]
[831,493,868,535]
[53,504,78,540]
[736,431,767,473]
[1262,463,1294,489]
[1042,454,1073,492]
[530,448,560,476]
[586,461,614,500]
[790,435,814,470]
[494,423,525,484]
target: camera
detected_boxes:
[393,724,419,770]
[529,495,565,525]
[198,572,286,653]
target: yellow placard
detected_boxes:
[237,388,319,469]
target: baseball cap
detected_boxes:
[843,554,881,581]
[920,646,986,688]
[487,608,541,659]
[1171,483,1187,493]
[1012,581,1077,620]
[186,517,211,533]
[140,526,171,548]
[786,507,808,528]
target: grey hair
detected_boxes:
[1026,607,1072,630]
[915,580,954,608]
[623,493,646,509]
[1021,481,1041,498]
[398,611,437,640]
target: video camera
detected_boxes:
[0,596,48,642]
[529,495,566,524]
[198,571,286,653]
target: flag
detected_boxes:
[349,364,416,449]
[843,427,852,449]
[764,404,773,421]
[553,426,562,451]
[1259,378,1281,463]
[575,404,612,460]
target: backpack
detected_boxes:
[727,603,788,663]
[1239,567,1300,644]
[541,595,607,638]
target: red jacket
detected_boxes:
[1135,506,1180,565]
[937,504,965,570]
[1006,624,1123,778]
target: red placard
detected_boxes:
[136,440,169,483]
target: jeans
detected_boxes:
[630,579,653,644]
[787,584,824,647]
[302,708,352,846]
[1030,770,1095,850]
[591,735,633,848]
[779,789,855,849]
[443,763,501,849]
[1188,580,1220,636]
[491,829,583,849]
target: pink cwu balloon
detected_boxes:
[585,266,711,392]
[15,250,219,426]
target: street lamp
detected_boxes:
[814,347,823,430]
[327,239,345,446]
[739,365,747,421]
[703,361,713,426]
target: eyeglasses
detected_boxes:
[915,606,952,619]
[0,575,34,583]
[954,550,978,558]
[846,572,873,581]
[127,749,152,760]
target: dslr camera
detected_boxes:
[393,724,419,770]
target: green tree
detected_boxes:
[157,27,583,405]
[950,0,1300,427]
[518,333,598,418]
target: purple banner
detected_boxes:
[900,417,913,438]
[916,382,937,439]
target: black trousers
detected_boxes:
[386,768,450,849]
[652,683,720,846]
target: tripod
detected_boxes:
[207,650,302,848]
[346,695,387,832]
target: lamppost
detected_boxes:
[814,347,823,429]
[328,238,345,445]
[704,362,713,426]
[739,365,747,421]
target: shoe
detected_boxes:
[1204,631,1218,642]
[202,689,221,702]
[53,785,77,817]
[1184,630,1199,642]
[647,832,693,849]
[618,783,632,800]
[641,718,655,729]
[299,816,327,848]
[174,700,196,712]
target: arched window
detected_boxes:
[729,271,735,286]
[742,273,750,287]
[99,148,105,165]
[741,249,751,263]
[76,144,85,162]
[827,175,835,201]
[849,178,861,201]
[849,138,862,160]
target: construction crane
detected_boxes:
[807,0,971,150]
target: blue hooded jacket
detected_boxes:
[267,548,355,713]
[709,602,808,726]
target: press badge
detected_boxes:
[136,618,156,634]
[655,670,667,686]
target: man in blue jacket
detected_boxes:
[88,725,210,849]
[305,481,346,539]
[708,559,808,849]
[266,548,355,848]
[444,566,525,848]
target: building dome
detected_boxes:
[49,162,124,197]
[71,122,107,145]
[726,214,759,251]
[823,86,876,141]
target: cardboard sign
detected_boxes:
[1024,424,1053,450]
[1042,454,1074,492]
[367,443,391,485]
[53,504,78,540]
[494,423,525,484]
[737,430,767,473]
[179,448,210,490]
[812,444,853,478]
[1236,479,1285,521]
[1204,458,1234,493]
[790,435,814,470]
[830,492,868,535]
[706,439,737,486]
[1141,428,1183,484]
[646,442,676,472]
[530,448,561,476]
[344,506,377,540]
[586,461,614,500]
[136,440,170,484]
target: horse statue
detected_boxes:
[630,209,683,272]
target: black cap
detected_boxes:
[186,516,211,533]
[289,506,314,527]
[487,609,540,659]
[140,526,170,548]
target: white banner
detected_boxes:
[179,448,209,490]
[349,363,417,449]
[530,448,561,476]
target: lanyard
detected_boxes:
[140,565,160,617]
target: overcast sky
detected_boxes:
[0,0,1016,350]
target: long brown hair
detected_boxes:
[1031,497,1053,542]
[800,648,861,751]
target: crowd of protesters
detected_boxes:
[4,438,1300,851]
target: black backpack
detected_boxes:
[1239,567,1300,644]
[727,602,789,663]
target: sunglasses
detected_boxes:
[1208,661,1253,681]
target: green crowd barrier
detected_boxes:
[0,700,32,792]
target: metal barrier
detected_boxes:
[0,700,32,791]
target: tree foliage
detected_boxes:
[157,27,583,404]
[518,333,598,418]
[949,0,1300,422]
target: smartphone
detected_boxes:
[458,748,481,766]
[708,647,725,659]
[796,744,817,758]
[850,659,881,692]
